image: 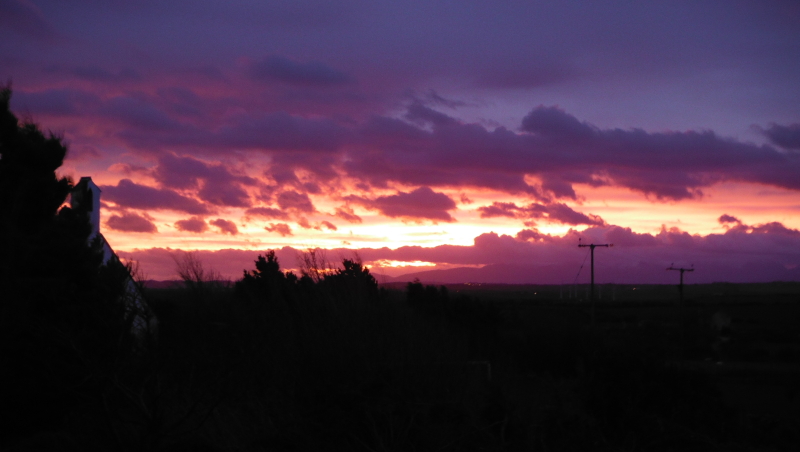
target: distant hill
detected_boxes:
[380,262,800,285]
[143,280,233,289]
[378,263,581,285]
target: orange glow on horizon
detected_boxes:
[93,177,800,254]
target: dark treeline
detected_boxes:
[2,85,797,451]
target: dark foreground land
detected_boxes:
[5,279,800,451]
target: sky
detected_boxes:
[3,0,800,283]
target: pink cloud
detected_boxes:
[319,220,337,231]
[265,223,292,237]
[175,216,208,233]
[334,206,362,223]
[245,206,289,220]
[210,218,238,235]
[106,212,158,233]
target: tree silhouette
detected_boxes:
[323,258,380,303]
[0,85,136,447]
[236,250,294,302]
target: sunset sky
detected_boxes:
[3,0,800,283]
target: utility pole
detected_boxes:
[667,265,694,304]
[578,239,611,326]
[667,265,693,359]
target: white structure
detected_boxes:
[71,177,155,337]
[71,177,115,263]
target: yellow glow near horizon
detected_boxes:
[371,260,437,268]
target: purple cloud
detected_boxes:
[152,154,258,208]
[106,212,158,233]
[100,179,211,215]
[73,66,140,82]
[101,96,185,132]
[762,123,800,151]
[718,214,741,225]
[10,89,100,116]
[248,55,354,86]
[348,187,457,223]
[0,0,57,41]
[478,201,605,226]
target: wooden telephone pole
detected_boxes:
[667,265,693,358]
[578,239,611,325]
[667,265,694,304]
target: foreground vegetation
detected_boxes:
[5,250,800,451]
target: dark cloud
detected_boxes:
[346,104,800,201]
[210,218,238,235]
[248,55,355,87]
[212,112,348,152]
[100,179,211,215]
[175,216,208,233]
[265,223,292,237]
[152,154,210,190]
[478,201,605,226]
[719,214,741,225]
[277,190,315,213]
[153,154,257,208]
[73,66,141,82]
[106,212,158,233]
[762,123,800,150]
[348,187,457,223]
[0,0,57,41]
[404,102,458,128]
[423,90,469,109]
[11,89,100,116]
[198,183,251,208]
[101,96,185,132]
